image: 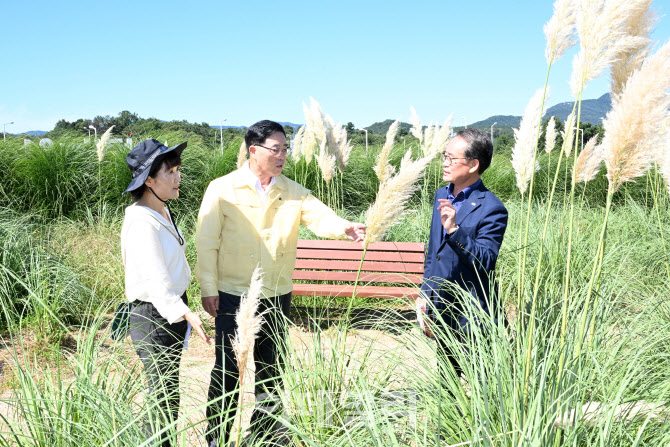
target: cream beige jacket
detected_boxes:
[195,166,349,297]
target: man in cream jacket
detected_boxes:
[196,120,365,445]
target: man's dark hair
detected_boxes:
[457,128,494,174]
[245,120,286,154]
[130,151,182,201]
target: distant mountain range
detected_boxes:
[21,130,48,136]
[365,94,612,135]
[468,93,611,128]
[544,93,611,124]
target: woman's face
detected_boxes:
[145,162,181,201]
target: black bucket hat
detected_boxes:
[123,139,187,195]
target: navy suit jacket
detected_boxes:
[421,180,508,331]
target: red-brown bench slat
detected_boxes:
[292,283,420,299]
[294,259,424,274]
[292,239,424,299]
[297,239,425,252]
[296,248,424,263]
[292,271,422,284]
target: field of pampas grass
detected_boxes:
[3,0,670,444]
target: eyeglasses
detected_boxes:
[441,153,469,165]
[256,144,292,156]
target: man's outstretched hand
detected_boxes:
[345,222,366,242]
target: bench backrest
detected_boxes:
[293,239,425,285]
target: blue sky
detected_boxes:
[3,0,670,133]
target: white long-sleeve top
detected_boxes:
[121,203,191,324]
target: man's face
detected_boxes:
[442,136,479,186]
[249,131,288,178]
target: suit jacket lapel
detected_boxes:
[435,187,449,253]
[456,191,484,225]
[435,183,487,253]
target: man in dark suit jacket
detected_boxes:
[421,128,508,377]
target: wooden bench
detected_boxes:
[291,239,425,299]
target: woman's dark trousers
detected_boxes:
[129,297,188,447]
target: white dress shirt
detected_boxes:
[241,161,275,204]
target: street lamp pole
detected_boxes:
[490,122,497,143]
[89,125,97,142]
[3,122,14,143]
[462,116,467,129]
[361,128,368,154]
[220,119,227,155]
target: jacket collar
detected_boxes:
[232,162,286,191]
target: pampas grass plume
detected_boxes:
[237,141,247,169]
[292,126,305,162]
[545,116,557,153]
[562,113,576,157]
[232,266,265,376]
[96,125,115,162]
[409,106,423,144]
[544,0,577,64]
[603,39,670,193]
[364,150,435,247]
[317,139,337,183]
[573,134,602,183]
[610,0,656,103]
[336,124,352,173]
[511,88,547,194]
[569,0,650,96]
[375,119,399,184]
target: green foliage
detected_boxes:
[0,209,92,342]
[45,110,246,150]
[364,119,413,135]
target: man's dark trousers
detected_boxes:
[205,291,291,444]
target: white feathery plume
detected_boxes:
[545,116,557,153]
[305,98,327,142]
[511,88,547,194]
[336,124,352,173]
[237,141,247,169]
[300,100,322,165]
[409,106,423,143]
[303,129,316,165]
[364,150,435,248]
[610,0,656,103]
[423,122,436,157]
[375,119,399,184]
[231,266,265,442]
[544,0,577,65]
[570,0,651,96]
[562,113,576,157]
[603,39,670,193]
[435,115,454,151]
[316,139,337,183]
[96,125,115,162]
[326,119,347,173]
[573,134,603,183]
[291,126,305,162]
[232,266,265,379]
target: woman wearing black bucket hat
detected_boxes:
[120,139,210,447]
